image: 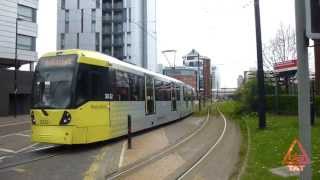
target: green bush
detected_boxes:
[315,96,320,115]
[266,95,298,114]
[234,79,274,114]
[235,79,320,115]
[266,95,320,115]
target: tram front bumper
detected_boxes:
[32,125,87,144]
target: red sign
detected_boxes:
[274,60,298,73]
[282,138,310,172]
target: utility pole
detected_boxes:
[295,0,312,179]
[254,0,266,129]
[197,52,201,112]
[14,18,20,118]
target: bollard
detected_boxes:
[128,115,132,149]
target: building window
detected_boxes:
[65,10,69,33]
[95,32,100,51]
[65,21,69,33]
[61,0,65,9]
[76,33,79,48]
[60,33,65,49]
[92,21,96,32]
[81,9,84,32]
[17,34,35,51]
[65,9,69,21]
[77,0,80,9]
[96,0,100,8]
[128,8,131,22]
[92,9,96,32]
[92,9,96,20]
[18,5,36,22]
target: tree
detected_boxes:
[262,23,297,71]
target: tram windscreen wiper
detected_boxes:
[41,108,49,116]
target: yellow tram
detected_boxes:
[31,50,195,144]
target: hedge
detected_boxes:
[266,95,320,115]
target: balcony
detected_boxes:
[103,3,112,10]
[114,25,124,34]
[102,26,112,34]
[102,15,112,22]
[113,2,123,9]
[113,15,125,22]
[113,38,124,47]
[103,39,112,46]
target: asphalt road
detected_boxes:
[0,116,30,136]
[0,115,205,180]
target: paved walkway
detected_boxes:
[0,115,30,136]
[111,114,241,180]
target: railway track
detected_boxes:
[176,108,227,179]
[106,108,227,180]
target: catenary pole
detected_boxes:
[295,0,312,179]
[254,0,266,129]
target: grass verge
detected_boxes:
[219,101,320,180]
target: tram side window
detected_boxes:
[164,82,171,101]
[183,86,186,101]
[146,76,155,114]
[75,64,109,106]
[155,80,164,101]
[112,70,129,101]
[129,74,145,101]
[176,85,180,101]
[90,72,105,100]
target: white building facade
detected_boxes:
[0,0,38,69]
[57,0,157,71]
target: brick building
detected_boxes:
[163,49,212,98]
[163,67,197,88]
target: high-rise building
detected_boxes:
[57,0,157,71]
[0,0,38,116]
[0,0,38,69]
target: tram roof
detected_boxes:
[41,49,194,89]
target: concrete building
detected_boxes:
[243,68,257,83]
[0,0,38,69]
[57,0,157,71]
[163,67,197,88]
[237,75,244,88]
[0,0,38,116]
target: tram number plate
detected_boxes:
[104,93,113,100]
[40,120,49,125]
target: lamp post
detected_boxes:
[254,0,266,129]
[197,52,201,112]
[14,17,23,118]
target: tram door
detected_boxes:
[171,83,177,111]
[145,75,155,115]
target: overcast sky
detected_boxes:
[36,0,297,88]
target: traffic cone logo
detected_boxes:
[282,138,311,172]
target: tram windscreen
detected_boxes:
[32,55,77,109]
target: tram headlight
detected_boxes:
[31,111,36,125]
[60,111,72,125]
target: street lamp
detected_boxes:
[254,0,266,129]
[196,53,201,111]
[14,17,23,118]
